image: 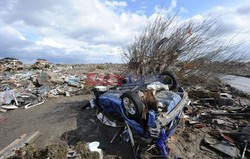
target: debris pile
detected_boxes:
[0,70,87,112]
[174,84,250,158]
[0,58,125,113]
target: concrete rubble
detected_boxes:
[0,58,124,113]
[0,69,86,112]
[174,82,250,159]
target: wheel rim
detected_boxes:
[161,75,173,88]
[123,97,136,115]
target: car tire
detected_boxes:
[160,71,177,90]
[121,91,143,120]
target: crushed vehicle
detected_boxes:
[90,71,190,158]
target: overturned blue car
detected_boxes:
[90,71,189,158]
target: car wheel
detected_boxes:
[121,91,143,120]
[160,71,177,90]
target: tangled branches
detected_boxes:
[123,12,246,77]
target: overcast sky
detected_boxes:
[0,0,249,64]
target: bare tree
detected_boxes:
[123,11,247,78]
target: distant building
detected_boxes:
[0,57,23,65]
[0,57,23,71]
[31,59,51,69]
[35,59,49,65]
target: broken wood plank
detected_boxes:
[0,131,40,159]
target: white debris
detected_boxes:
[147,81,169,92]
[87,141,103,159]
[1,105,18,110]
[97,111,117,127]
[0,90,16,105]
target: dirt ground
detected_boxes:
[0,94,133,158]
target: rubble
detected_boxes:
[0,90,17,105]
[0,61,125,113]
[179,83,250,159]
[203,135,239,158]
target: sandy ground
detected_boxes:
[0,94,133,158]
